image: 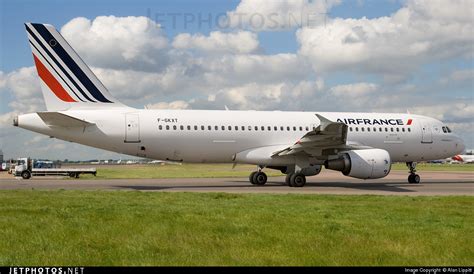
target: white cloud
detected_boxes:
[297,0,473,77]
[226,0,341,31]
[172,31,259,54]
[190,80,324,111]
[3,67,44,114]
[61,16,169,71]
[448,69,474,82]
[330,82,378,97]
[0,71,6,90]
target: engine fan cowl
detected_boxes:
[325,149,392,179]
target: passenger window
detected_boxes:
[158,125,162,130]
[221,126,225,130]
[379,127,382,132]
[268,126,272,131]
[173,125,177,130]
[255,126,258,131]
[187,125,191,130]
[235,126,239,130]
[194,125,198,130]
[287,126,290,131]
[248,125,252,131]
[402,128,405,132]
[349,127,353,132]
[261,126,265,131]
[299,126,303,131]
[361,127,365,132]
[274,126,278,131]
[228,126,232,130]
[408,128,411,132]
[201,125,205,130]
[305,126,309,131]
[293,126,297,131]
[180,125,184,130]
[208,125,212,130]
[385,128,388,132]
[390,128,394,132]
[242,126,245,131]
[215,125,218,130]
[373,127,376,132]
[355,127,359,132]
[396,128,399,132]
[367,127,370,132]
[166,125,170,130]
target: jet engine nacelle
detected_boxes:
[325,149,391,179]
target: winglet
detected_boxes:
[315,114,333,130]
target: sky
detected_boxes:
[0,0,473,160]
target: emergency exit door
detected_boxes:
[420,121,432,143]
[125,113,140,143]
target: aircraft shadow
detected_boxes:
[114,181,419,193]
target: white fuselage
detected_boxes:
[16,109,464,166]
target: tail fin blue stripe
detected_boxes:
[26,24,94,102]
[31,23,112,103]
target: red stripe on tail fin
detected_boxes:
[33,54,76,102]
[407,119,413,125]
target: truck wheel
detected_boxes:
[21,171,31,179]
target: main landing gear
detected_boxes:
[249,168,267,186]
[248,166,307,187]
[285,173,306,187]
[406,162,421,184]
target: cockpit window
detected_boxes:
[442,126,452,133]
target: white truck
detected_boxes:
[14,158,97,179]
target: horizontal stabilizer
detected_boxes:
[37,112,95,127]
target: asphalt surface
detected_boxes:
[0,170,472,195]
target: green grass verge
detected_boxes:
[77,163,474,180]
[0,190,472,266]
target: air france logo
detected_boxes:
[336,118,413,126]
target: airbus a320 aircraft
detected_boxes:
[14,23,465,186]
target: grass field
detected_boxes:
[0,190,472,266]
[76,163,474,180]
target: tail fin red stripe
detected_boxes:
[33,54,76,102]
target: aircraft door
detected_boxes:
[420,121,432,143]
[125,113,140,143]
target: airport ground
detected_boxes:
[0,163,472,266]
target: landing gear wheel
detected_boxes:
[254,172,267,186]
[21,170,31,180]
[249,171,258,185]
[406,162,420,184]
[408,174,420,184]
[285,174,292,186]
[289,173,306,187]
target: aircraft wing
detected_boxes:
[272,114,364,158]
[37,112,95,127]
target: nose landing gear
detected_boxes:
[406,162,421,184]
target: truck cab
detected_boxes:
[14,157,32,179]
